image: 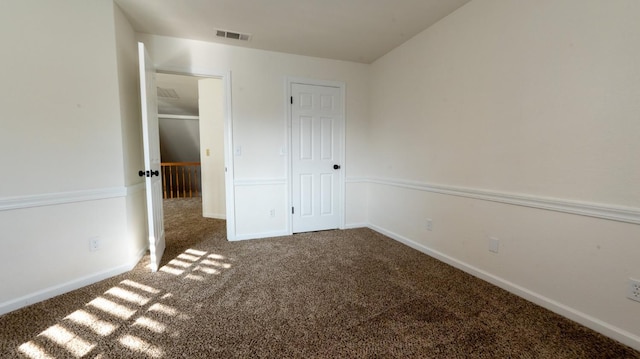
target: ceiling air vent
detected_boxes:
[157,87,179,99]
[216,29,251,41]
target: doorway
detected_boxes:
[155,70,235,239]
[288,78,346,233]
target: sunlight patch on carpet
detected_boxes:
[134,316,167,333]
[119,334,164,358]
[18,341,55,359]
[106,287,151,306]
[65,309,118,336]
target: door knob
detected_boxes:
[333,164,341,170]
[138,170,160,177]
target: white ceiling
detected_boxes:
[115,0,471,64]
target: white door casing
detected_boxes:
[138,42,165,271]
[155,67,235,240]
[290,81,345,233]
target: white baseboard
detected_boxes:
[368,223,640,351]
[344,222,368,229]
[230,230,290,241]
[0,249,146,316]
[203,212,226,220]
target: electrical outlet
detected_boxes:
[489,237,499,253]
[628,278,640,303]
[269,209,276,217]
[426,218,433,231]
[89,237,101,252]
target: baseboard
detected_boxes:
[203,212,226,220]
[230,230,290,241]
[367,223,640,351]
[344,222,368,229]
[0,248,146,316]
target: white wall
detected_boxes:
[0,1,146,314]
[158,117,201,162]
[198,78,226,219]
[368,0,640,349]
[114,3,149,269]
[139,34,371,238]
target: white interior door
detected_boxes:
[138,42,165,271]
[291,83,344,233]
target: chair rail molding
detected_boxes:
[0,187,128,212]
[366,177,640,225]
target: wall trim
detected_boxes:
[234,178,287,186]
[158,114,199,120]
[230,230,290,242]
[367,177,640,225]
[203,212,226,220]
[0,247,145,316]
[368,223,640,351]
[125,182,146,196]
[0,187,127,212]
[344,222,368,229]
[345,176,369,183]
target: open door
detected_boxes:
[138,42,165,271]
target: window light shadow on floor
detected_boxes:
[17,249,232,358]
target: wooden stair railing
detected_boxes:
[161,162,201,199]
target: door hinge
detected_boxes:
[290,96,293,104]
[292,207,294,214]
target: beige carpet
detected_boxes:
[1,198,638,358]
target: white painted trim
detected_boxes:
[125,182,146,196]
[367,177,640,225]
[158,114,199,120]
[203,212,226,220]
[285,76,347,234]
[230,230,290,241]
[0,247,145,315]
[344,222,368,229]
[234,178,287,186]
[154,66,236,241]
[284,78,293,235]
[368,224,640,351]
[345,176,369,183]
[0,187,127,212]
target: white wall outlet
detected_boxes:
[235,146,242,156]
[489,237,499,253]
[279,145,286,156]
[89,237,101,252]
[269,209,276,217]
[628,278,640,303]
[425,218,433,231]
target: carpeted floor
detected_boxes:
[1,198,638,358]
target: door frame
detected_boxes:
[156,66,237,241]
[285,76,346,234]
